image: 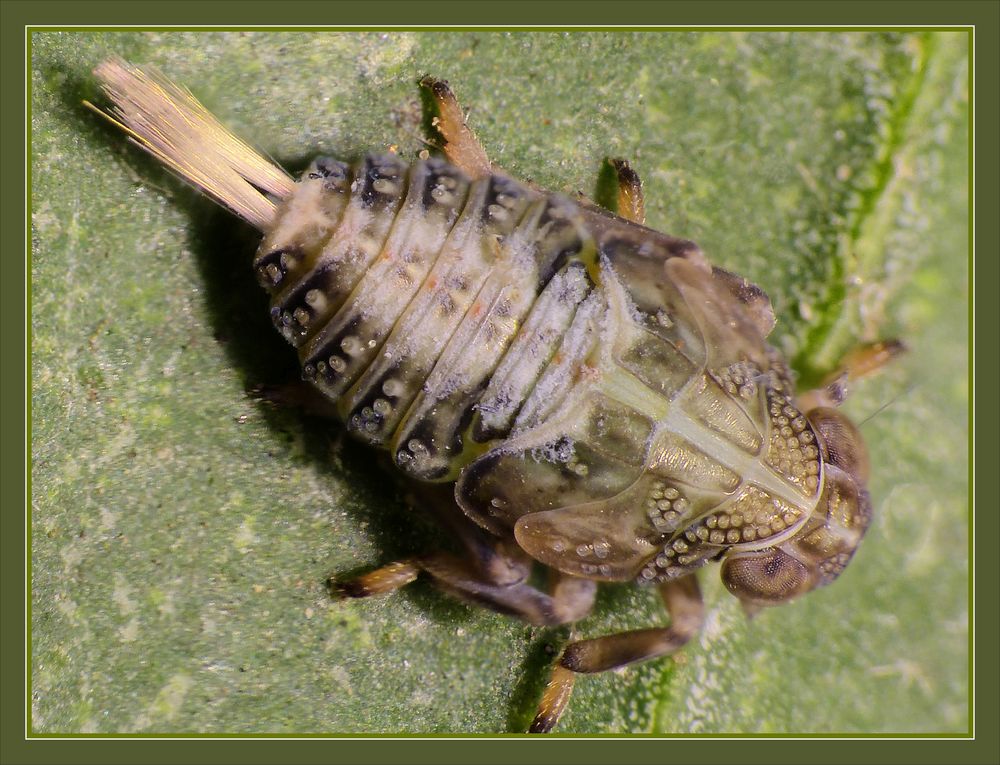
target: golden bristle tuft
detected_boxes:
[86,58,296,231]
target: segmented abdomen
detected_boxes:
[253,154,697,482]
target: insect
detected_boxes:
[88,59,900,733]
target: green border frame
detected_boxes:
[5,1,996,764]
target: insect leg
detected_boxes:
[333,560,422,597]
[797,339,906,411]
[333,553,596,627]
[248,380,342,419]
[332,483,596,625]
[420,76,493,179]
[418,555,597,626]
[529,575,703,733]
[608,158,646,225]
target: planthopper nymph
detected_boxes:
[88,59,901,734]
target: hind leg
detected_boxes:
[607,158,646,224]
[420,76,493,179]
[588,156,648,224]
[248,380,341,418]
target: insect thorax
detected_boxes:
[253,154,826,584]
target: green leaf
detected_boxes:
[30,31,968,734]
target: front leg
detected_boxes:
[530,575,704,733]
[797,339,906,411]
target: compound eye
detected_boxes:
[721,548,816,606]
[788,463,872,587]
[807,407,870,485]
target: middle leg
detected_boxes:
[331,482,597,627]
[333,551,597,628]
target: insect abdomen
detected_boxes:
[256,155,608,480]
